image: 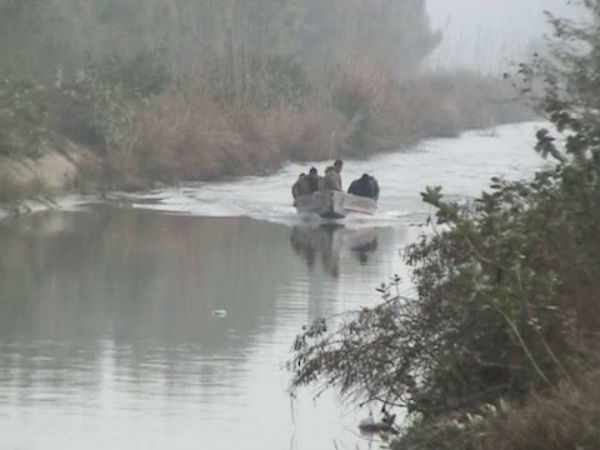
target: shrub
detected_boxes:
[475,365,600,450]
[0,51,167,159]
[264,102,346,161]
[127,88,283,185]
[0,171,26,202]
[83,50,170,99]
[0,169,51,203]
[50,74,135,151]
[0,77,49,157]
[43,50,167,152]
[330,59,391,153]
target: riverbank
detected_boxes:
[1,63,532,205]
[0,119,540,223]
[0,121,543,226]
[0,137,95,218]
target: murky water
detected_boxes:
[0,122,547,449]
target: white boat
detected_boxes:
[295,190,377,219]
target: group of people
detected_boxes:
[291,159,379,204]
[292,159,344,203]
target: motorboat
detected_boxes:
[295,190,377,219]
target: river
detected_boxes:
[0,122,546,450]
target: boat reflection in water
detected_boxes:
[290,224,378,277]
[350,233,378,265]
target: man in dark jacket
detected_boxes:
[348,173,380,200]
[305,167,320,194]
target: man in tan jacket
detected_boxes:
[292,173,310,205]
[324,159,343,191]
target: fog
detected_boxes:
[427,0,585,72]
[0,0,439,80]
[0,0,587,80]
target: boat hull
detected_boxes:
[295,191,377,219]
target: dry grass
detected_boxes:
[263,102,346,161]
[0,171,26,202]
[126,84,346,187]
[0,169,51,203]
[476,364,600,450]
[93,64,533,190]
[328,58,413,153]
[414,71,532,132]
[123,88,283,186]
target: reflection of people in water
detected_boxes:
[351,238,378,265]
[290,225,342,277]
[290,226,379,274]
[320,226,340,277]
[290,227,317,269]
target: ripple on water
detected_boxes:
[0,121,550,450]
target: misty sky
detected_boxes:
[426,0,585,72]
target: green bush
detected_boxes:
[0,77,49,157]
[83,50,170,100]
[40,50,168,152]
[51,73,134,151]
[0,50,168,157]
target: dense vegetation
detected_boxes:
[0,0,529,197]
[289,3,600,449]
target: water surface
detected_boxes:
[0,122,546,449]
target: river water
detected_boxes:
[0,122,546,450]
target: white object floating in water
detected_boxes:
[212,309,227,318]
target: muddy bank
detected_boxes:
[0,141,96,218]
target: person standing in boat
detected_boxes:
[305,167,320,194]
[292,173,309,205]
[324,159,343,191]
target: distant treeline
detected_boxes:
[0,0,438,80]
[0,0,531,195]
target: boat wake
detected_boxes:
[105,121,548,229]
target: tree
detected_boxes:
[294,0,440,73]
[0,0,440,81]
